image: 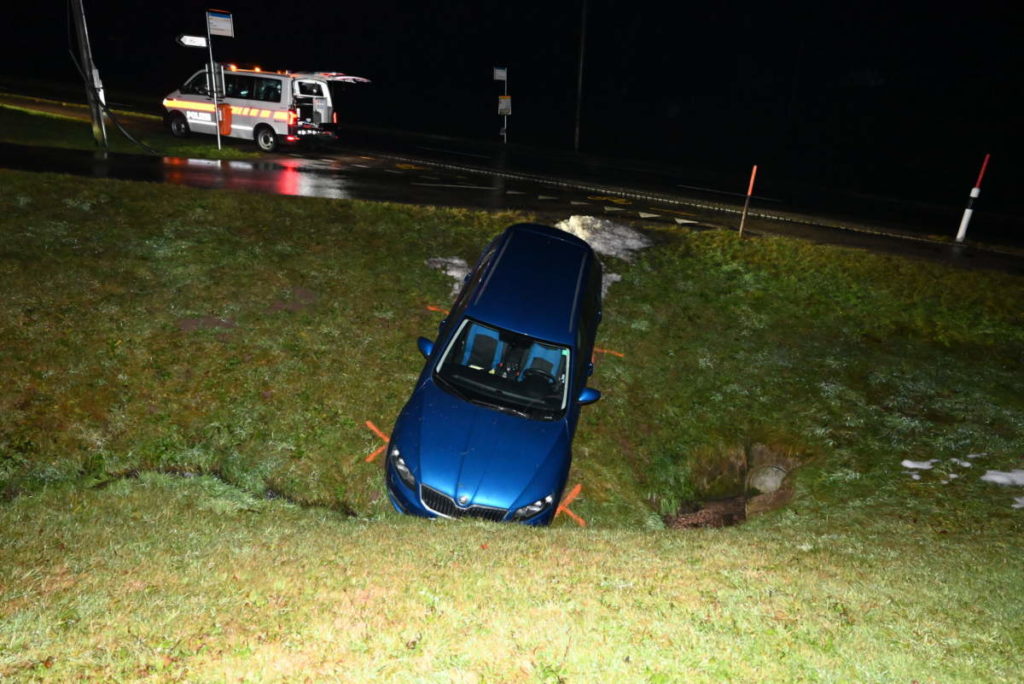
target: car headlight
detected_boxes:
[510,495,554,522]
[388,446,416,489]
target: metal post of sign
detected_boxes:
[494,66,510,144]
[69,0,108,149]
[205,13,221,150]
[573,0,588,153]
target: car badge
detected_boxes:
[458,495,469,505]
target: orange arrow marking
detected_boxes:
[363,420,390,463]
[556,483,586,527]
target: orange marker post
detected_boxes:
[738,164,758,237]
[556,483,586,527]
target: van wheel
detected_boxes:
[167,112,190,138]
[254,125,278,152]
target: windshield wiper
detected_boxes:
[470,398,530,419]
[434,373,470,401]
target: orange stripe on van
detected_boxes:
[162,98,218,113]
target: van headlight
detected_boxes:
[510,495,554,521]
[388,446,416,489]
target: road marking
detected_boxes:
[676,183,782,203]
[604,206,625,213]
[384,169,404,174]
[570,200,590,205]
[411,182,494,190]
[588,195,632,205]
[537,195,558,200]
[506,190,526,195]
[675,218,699,225]
[416,145,490,159]
[638,211,660,218]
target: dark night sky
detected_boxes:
[4,2,1022,209]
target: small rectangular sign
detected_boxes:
[493,67,507,81]
[207,9,234,37]
[498,95,511,116]
[176,34,208,48]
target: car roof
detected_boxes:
[465,223,595,346]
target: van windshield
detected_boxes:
[434,319,570,420]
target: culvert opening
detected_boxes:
[662,443,804,530]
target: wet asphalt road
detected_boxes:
[1,136,1022,275]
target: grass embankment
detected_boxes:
[1,170,1023,679]
[0,101,261,159]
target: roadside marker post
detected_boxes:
[955,153,991,243]
[738,164,758,237]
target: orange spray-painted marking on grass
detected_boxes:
[363,420,390,463]
[426,304,450,315]
[593,346,625,358]
[556,484,586,526]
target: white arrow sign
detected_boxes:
[176,34,208,48]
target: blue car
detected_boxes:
[385,223,604,525]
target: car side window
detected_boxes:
[445,242,498,331]
[224,75,255,99]
[254,77,282,103]
[180,73,209,95]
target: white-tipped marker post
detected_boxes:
[955,153,991,243]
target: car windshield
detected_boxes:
[434,319,570,420]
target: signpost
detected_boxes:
[494,66,509,144]
[204,9,234,149]
[176,34,208,48]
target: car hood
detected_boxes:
[396,379,570,510]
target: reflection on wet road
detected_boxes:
[1,141,1021,274]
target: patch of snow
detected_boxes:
[980,470,1024,486]
[966,452,987,459]
[1012,497,1024,510]
[554,215,652,262]
[904,471,922,480]
[425,257,469,297]
[901,459,938,470]
[602,272,622,298]
[949,458,972,468]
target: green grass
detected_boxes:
[1,169,1023,679]
[0,102,262,159]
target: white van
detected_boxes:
[162,64,369,152]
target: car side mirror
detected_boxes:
[416,337,434,359]
[577,387,601,405]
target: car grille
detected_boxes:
[421,485,507,522]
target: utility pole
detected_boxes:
[573,0,588,152]
[69,0,108,149]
